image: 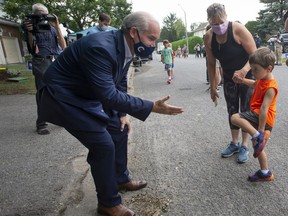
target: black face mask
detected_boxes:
[133,29,155,58]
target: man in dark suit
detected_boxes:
[39,11,183,216]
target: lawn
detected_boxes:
[0,64,36,95]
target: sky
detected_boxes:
[130,0,266,28]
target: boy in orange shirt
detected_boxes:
[231,47,278,182]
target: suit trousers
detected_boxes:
[32,56,53,129]
[66,113,130,207]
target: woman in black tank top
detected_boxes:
[204,3,257,163]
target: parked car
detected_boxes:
[267,36,277,52]
[157,42,164,54]
[268,33,288,53]
[132,56,142,67]
[280,32,288,53]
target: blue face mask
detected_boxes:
[134,30,155,58]
[100,25,108,31]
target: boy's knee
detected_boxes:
[230,113,239,123]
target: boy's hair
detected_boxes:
[249,47,275,70]
[163,40,169,45]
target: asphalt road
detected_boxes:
[1,53,288,216]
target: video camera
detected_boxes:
[24,14,56,33]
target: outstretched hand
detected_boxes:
[152,96,184,115]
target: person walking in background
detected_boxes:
[168,43,175,79]
[231,47,278,182]
[267,37,276,53]
[204,3,257,163]
[274,33,283,65]
[176,45,182,58]
[86,13,116,35]
[39,11,184,216]
[253,33,262,48]
[24,3,66,135]
[182,44,188,58]
[194,43,201,58]
[161,40,174,84]
[284,11,288,66]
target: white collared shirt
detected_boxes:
[123,35,133,69]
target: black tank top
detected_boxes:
[211,22,249,80]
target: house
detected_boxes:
[0,0,24,65]
[0,17,24,64]
[192,22,209,38]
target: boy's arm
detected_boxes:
[161,54,164,64]
[241,78,257,88]
[258,88,276,131]
[171,50,174,63]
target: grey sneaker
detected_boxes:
[237,145,249,163]
[221,142,240,158]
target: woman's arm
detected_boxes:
[204,29,219,102]
[232,22,257,83]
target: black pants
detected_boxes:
[32,56,53,129]
[223,72,254,130]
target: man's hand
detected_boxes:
[50,14,60,28]
[25,23,33,32]
[119,116,131,133]
[152,96,184,115]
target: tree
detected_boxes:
[257,0,288,38]
[1,0,132,32]
[245,21,259,35]
[189,23,198,32]
[160,13,179,42]
[173,19,186,40]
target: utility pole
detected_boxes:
[178,4,189,51]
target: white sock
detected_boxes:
[261,169,269,174]
[252,131,260,138]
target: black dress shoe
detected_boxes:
[119,180,147,191]
[36,128,50,135]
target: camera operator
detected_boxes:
[24,3,66,135]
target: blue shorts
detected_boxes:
[165,64,172,71]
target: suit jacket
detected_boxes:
[39,30,153,131]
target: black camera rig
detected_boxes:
[22,14,57,55]
[24,14,56,33]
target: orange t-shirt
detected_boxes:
[250,79,278,127]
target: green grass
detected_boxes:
[0,64,36,95]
